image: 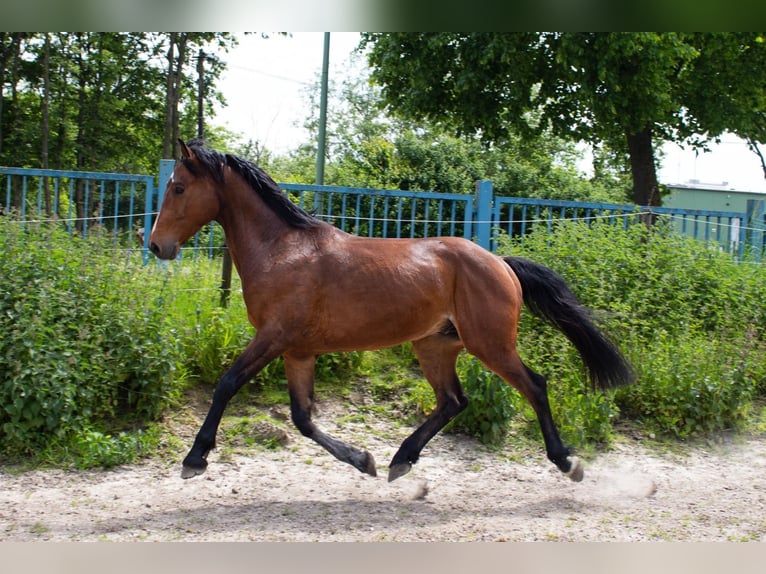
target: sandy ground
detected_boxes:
[2,397,766,542]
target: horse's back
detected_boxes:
[336,232,523,339]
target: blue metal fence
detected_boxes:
[281,183,475,240]
[2,163,763,261]
[1,166,155,253]
[491,193,746,254]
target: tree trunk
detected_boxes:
[162,33,188,160]
[0,33,24,160]
[52,33,67,171]
[172,36,188,157]
[626,127,661,225]
[747,137,766,181]
[41,33,51,215]
[162,33,176,159]
[0,33,6,157]
[74,33,91,231]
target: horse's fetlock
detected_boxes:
[548,448,571,470]
[290,411,316,438]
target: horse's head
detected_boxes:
[149,140,222,260]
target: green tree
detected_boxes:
[0,32,238,218]
[361,32,766,208]
[266,60,628,201]
[0,33,32,165]
[158,32,237,159]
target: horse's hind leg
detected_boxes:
[388,334,467,482]
[284,354,377,477]
[523,362,583,481]
[480,350,583,482]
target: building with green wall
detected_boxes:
[663,182,766,255]
[664,182,766,213]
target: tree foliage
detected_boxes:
[361,33,766,208]
[5,33,634,207]
[0,32,237,175]
[261,62,629,202]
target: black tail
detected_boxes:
[505,256,634,390]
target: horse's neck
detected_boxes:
[215,177,294,272]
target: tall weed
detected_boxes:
[496,220,766,441]
[448,356,519,445]
[0,222,180,463]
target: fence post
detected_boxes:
[746,199,765,260]
[143,160,175,264]
[474,179,493,251]
[157,160,175,210]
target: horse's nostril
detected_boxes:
[149,241,160,256]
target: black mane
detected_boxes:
[184,139,319,230]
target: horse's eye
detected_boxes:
[174,185,184,195]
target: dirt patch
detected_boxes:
[2,398,765,542]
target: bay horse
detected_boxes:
[149,139,633,484]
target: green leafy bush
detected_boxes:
[42,425,163,469]
[448,356,519,445]
[615,332,756,437]
[0,222,180,462]
[496,219,766,442]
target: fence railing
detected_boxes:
[282,183,475,241]
[1,166,155,253]
[3,163,764,261]
[491,194,746,255]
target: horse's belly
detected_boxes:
[313,303,451,353]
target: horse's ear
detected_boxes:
[178,139,194,161]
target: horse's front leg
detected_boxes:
[182,336,282,479]
[284,354,377,477]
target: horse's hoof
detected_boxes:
[181,464,207,479]
[388,462,412,482]
[352,450,377,477]
[360,450,377,477]
[565,456,584,482]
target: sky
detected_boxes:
[212,32,363,154]
[211,32,766,194]
[660,134,766,193]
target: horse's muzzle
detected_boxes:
[149,240,179,260]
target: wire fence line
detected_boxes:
[3,164,765,261]
[1,206,735,238]
[1,211,155,225]
[0,206,754,231]
[5,205,762,265]
[0,201,757,234]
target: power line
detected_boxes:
[225,63,313,86]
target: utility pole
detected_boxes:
[316,33,330,185]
